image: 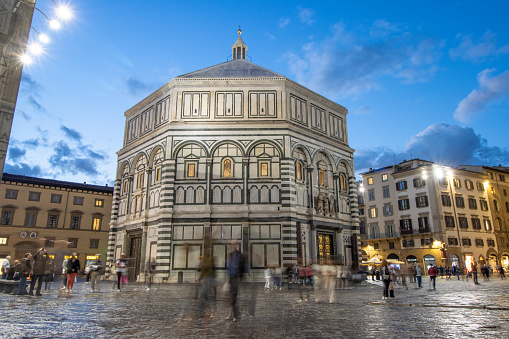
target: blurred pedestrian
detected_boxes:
[90,254,104,292]
[61,257,69,290]
[415,264,423,288]
[286,265,293,289]
[66,253,80,293]
[428,264,437,290]
[274,265,282,290]
[145,258,156,291]
[226,240,244,322]
[29,248,48,296]
[115,253,128,291]
[264,266,272,290]
[44,259,55,290]
[305,265,313,287]
[497,265,506,279]
[389,266,396,298]
[408,263,415,283]
[471,261,479,285]
[8,260,18,280]
[380,259,391,300]
[16,253,32,295]
[1,255,11,279]
[198,250,216,319]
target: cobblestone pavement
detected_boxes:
[1,276,509,338]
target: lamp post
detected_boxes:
[0,0,74,185]
[434,166,464,271]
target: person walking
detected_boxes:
[198,250,216,319]
[380,260,391,300]
[264,266,272,290]
[415,264,423,288]
[66,253,80,293]
[89,254,104,292]
[1,255,11,279]
[145,258,156,291]
[44,259,55,290]
[471,261,479,285]
[61,257,69,290]
[115,253,128,291]
[16,253,32,295]
[226,240,244,322]
[29,248,48,296]
[428,264,438,290]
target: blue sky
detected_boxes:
[7,1,509,185]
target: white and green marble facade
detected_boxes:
[108,37,360,282]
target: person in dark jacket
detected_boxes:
[29,248,48,296]
[44,259,55,290]
[66,253,80,293]
[17,253,32,295]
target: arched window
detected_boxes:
[296,161,303,181]
[319,169,326,187]
[223,158,232,177]
[496,218,502,230]
[340,173,347,191]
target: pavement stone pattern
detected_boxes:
[1,276,509,338]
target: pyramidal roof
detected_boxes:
[176,29,285,79]
[176,59,285,79]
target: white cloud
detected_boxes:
[286,21,443,99]
[297,7,314,25]
[454,69,509,123]
[279,18,290,29]
[354,123,509,176]
[449,31,509,62]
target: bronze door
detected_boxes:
[129,235,142,282]
[318,233,333,264]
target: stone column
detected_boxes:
[243,158,249,204]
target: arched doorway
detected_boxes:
[406,255,417,263]
[387,253,399,260]
[14,241,38,260]
[424,254,436,272]
[451,254,459,268]
[501,253,509,271]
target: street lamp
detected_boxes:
[20,1,74,65]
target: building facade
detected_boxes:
[0,173,113,269]
[108,32,359,283]
[459,165,509,268]
[360,159,499,272]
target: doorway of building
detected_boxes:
[14,241,38,260]
[129,234,142,282]
[317,232,333,264]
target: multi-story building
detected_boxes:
[108,31,359,282]
[459,165,509,268]
[360,159,498,272]
[0,173,113,269]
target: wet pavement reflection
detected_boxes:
[2,276,509,338]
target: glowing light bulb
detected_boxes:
[38,33,50,44]
[55,5,73,21]
[28,42,44,56]
[20,53,33,64]
[49,19,61,30]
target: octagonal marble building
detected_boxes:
[107,32,360,282]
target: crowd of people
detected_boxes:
[2,248,508,322]
[371,259,507,300]
[0,249,104,295]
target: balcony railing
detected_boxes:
[368,231,400,239]
[400,228,432,235]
